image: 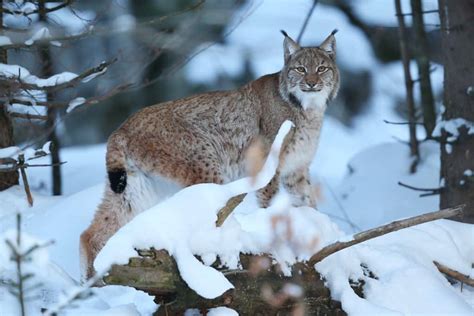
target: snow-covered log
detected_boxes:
[104,249,345,315]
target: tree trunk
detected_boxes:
[39,0,62,195]
[411,0,436,137]
[438,0,474,223]
[0,1,20,191]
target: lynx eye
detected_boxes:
[317,66,328,73]
[295,66,306,73]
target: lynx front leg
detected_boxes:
[281,169,316,207]
[256,172,280,208]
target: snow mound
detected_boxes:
[317,219,474,315]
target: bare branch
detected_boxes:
[308,205,464,266]
[296,0,319,44]
[433,261,474,287]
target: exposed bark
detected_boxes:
[411,0,436,137]
[395,0,420,173]
[438,0,474,223]
[39,0,61,195]
[0,1,19,191]
[104,250,345,315]
[308,205,464,266]
[215,193,246,227]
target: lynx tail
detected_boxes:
[106,132,128,193]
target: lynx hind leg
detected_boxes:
[80,187,131,280]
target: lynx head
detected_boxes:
[279,30,340,111]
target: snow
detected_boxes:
[82,67,107,83]
[207,307,239,316]
[25,27,52,45]
[317,219,474,315]
[0,35,12,46]
[67,97,86,113]
[0,63,78,87]
[433,118,474,138]
[0,145,21,159]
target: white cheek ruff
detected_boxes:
[292,89,329,110]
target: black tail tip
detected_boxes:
[108,169,127,193]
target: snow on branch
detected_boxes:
[2,0,73,17]
[307,205,464,266]
[0,58,117,93]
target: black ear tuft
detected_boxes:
[280,30,289,37]
[331,29,339,36]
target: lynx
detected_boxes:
[80,30,340,279]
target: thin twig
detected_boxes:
[433,261,474,287]
[17,154,33,206]
[308,205,464,266]
[297,0,319,44]
[398,181,442,197]
[383,119,424,125]
[395,9,439,16]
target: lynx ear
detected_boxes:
[319,29,338,59]
[281,30,300,61]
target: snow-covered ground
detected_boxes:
[1,0,473,315]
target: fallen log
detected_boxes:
[104,249,345,315]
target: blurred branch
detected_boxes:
[395,0,419,173]
[308,205,464,266]
[411,0,436,137]
[9,112,48,120]
[297,0,319,44]
[0,0,206,50]
[139,0,260,92]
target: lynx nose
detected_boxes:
[306,82,317,88]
